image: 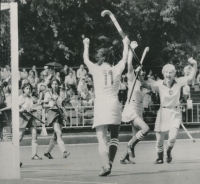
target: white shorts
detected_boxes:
[93,97,122,128]
[155,107,182,132]
[122,102,143,122]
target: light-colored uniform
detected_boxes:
[85,61,125,128]
[150,77,187,132]
[122,71,145,122]
[19,94,35,128]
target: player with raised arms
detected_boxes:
[120,41,150,164]
[83,36,130,176]
[139,58,197,164]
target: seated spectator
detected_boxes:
[85,73,93,89]
[65,71,77,90]
[88,86,95,106]
[28,70,38,96]
[37,83,47,105]
[147,69,154,80]
[69,67,76,80]
[29,65,38,78]
[59,84,67,101]
[77,77,89,100]
[77,64,87,81]
[196,67,200,85]
[20,68,28,80]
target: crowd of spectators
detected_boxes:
[0,63,199,127]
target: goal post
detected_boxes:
[0,2,20,179]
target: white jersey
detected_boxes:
[85,60,125,128]
[86,61,125,99]
[19,94,33,111]
[150,77,188,132]
[151,77,187,107]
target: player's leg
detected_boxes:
[44,132,57,159]
[53,122,70,158]
[128,117,150,158]
[120,122,136,164]
[96,125,111,177]
[166,127,179,163]
[109,124,120,166]
[30,127,42,160]
[155,132,166,164]
[19,128,26,167]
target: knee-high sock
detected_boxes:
[46,138,56,153]
[166,140,174,155]
[99,144,109,168]
[156,145,164,159]
[57,133,66,153]
[32,140,38,157]
[128,130,147,147]
[109,138,119,164]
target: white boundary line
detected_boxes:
[24,178,117,184]
[20,138,199,148]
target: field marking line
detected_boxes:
[24,178,117,184]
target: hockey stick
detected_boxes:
[101,10,140,65]
[181,123,195,142]
[127,47,149,103]
[0,107,11,112]
[20,106,45,124]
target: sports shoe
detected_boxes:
[20,162,22,168]
[63,151,70,158]
[44,152,53,159]
[31,155,42,160]
[99,166,111,177]
[154,158,164,164]
[120,157,135,164]
[127,144,135,158]
[166,153,172,163]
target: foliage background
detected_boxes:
[1,0,200,74]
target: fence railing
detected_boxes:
[34,103,200,128]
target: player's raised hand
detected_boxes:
[83,38,90,46]
[188,57,197,65]
[122,36,130,46]
[130,41,138,49]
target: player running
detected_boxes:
[120,41,149,164]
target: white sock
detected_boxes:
[32,140,38,157]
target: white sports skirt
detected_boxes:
[154,106,182,132]
[92,97,122,128]
[122,101,143,122]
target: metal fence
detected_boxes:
[35,103,200,129]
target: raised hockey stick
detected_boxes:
[127,47,149,103]
[181,123,195,142]
[101,10,140,65]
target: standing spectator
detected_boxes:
[60,65,69,81]
[77,64,87,81]
[55,72,62,84]
[147,69,154,80]
[40,66,49,76]
[64,71,77,90]
[118,75,128,105]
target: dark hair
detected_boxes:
[48,77,60,91]
[21,82,33,93]
[95,47,117,66]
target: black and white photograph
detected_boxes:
[0,0,200,183]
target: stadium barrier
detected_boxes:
[33,103,200,129]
